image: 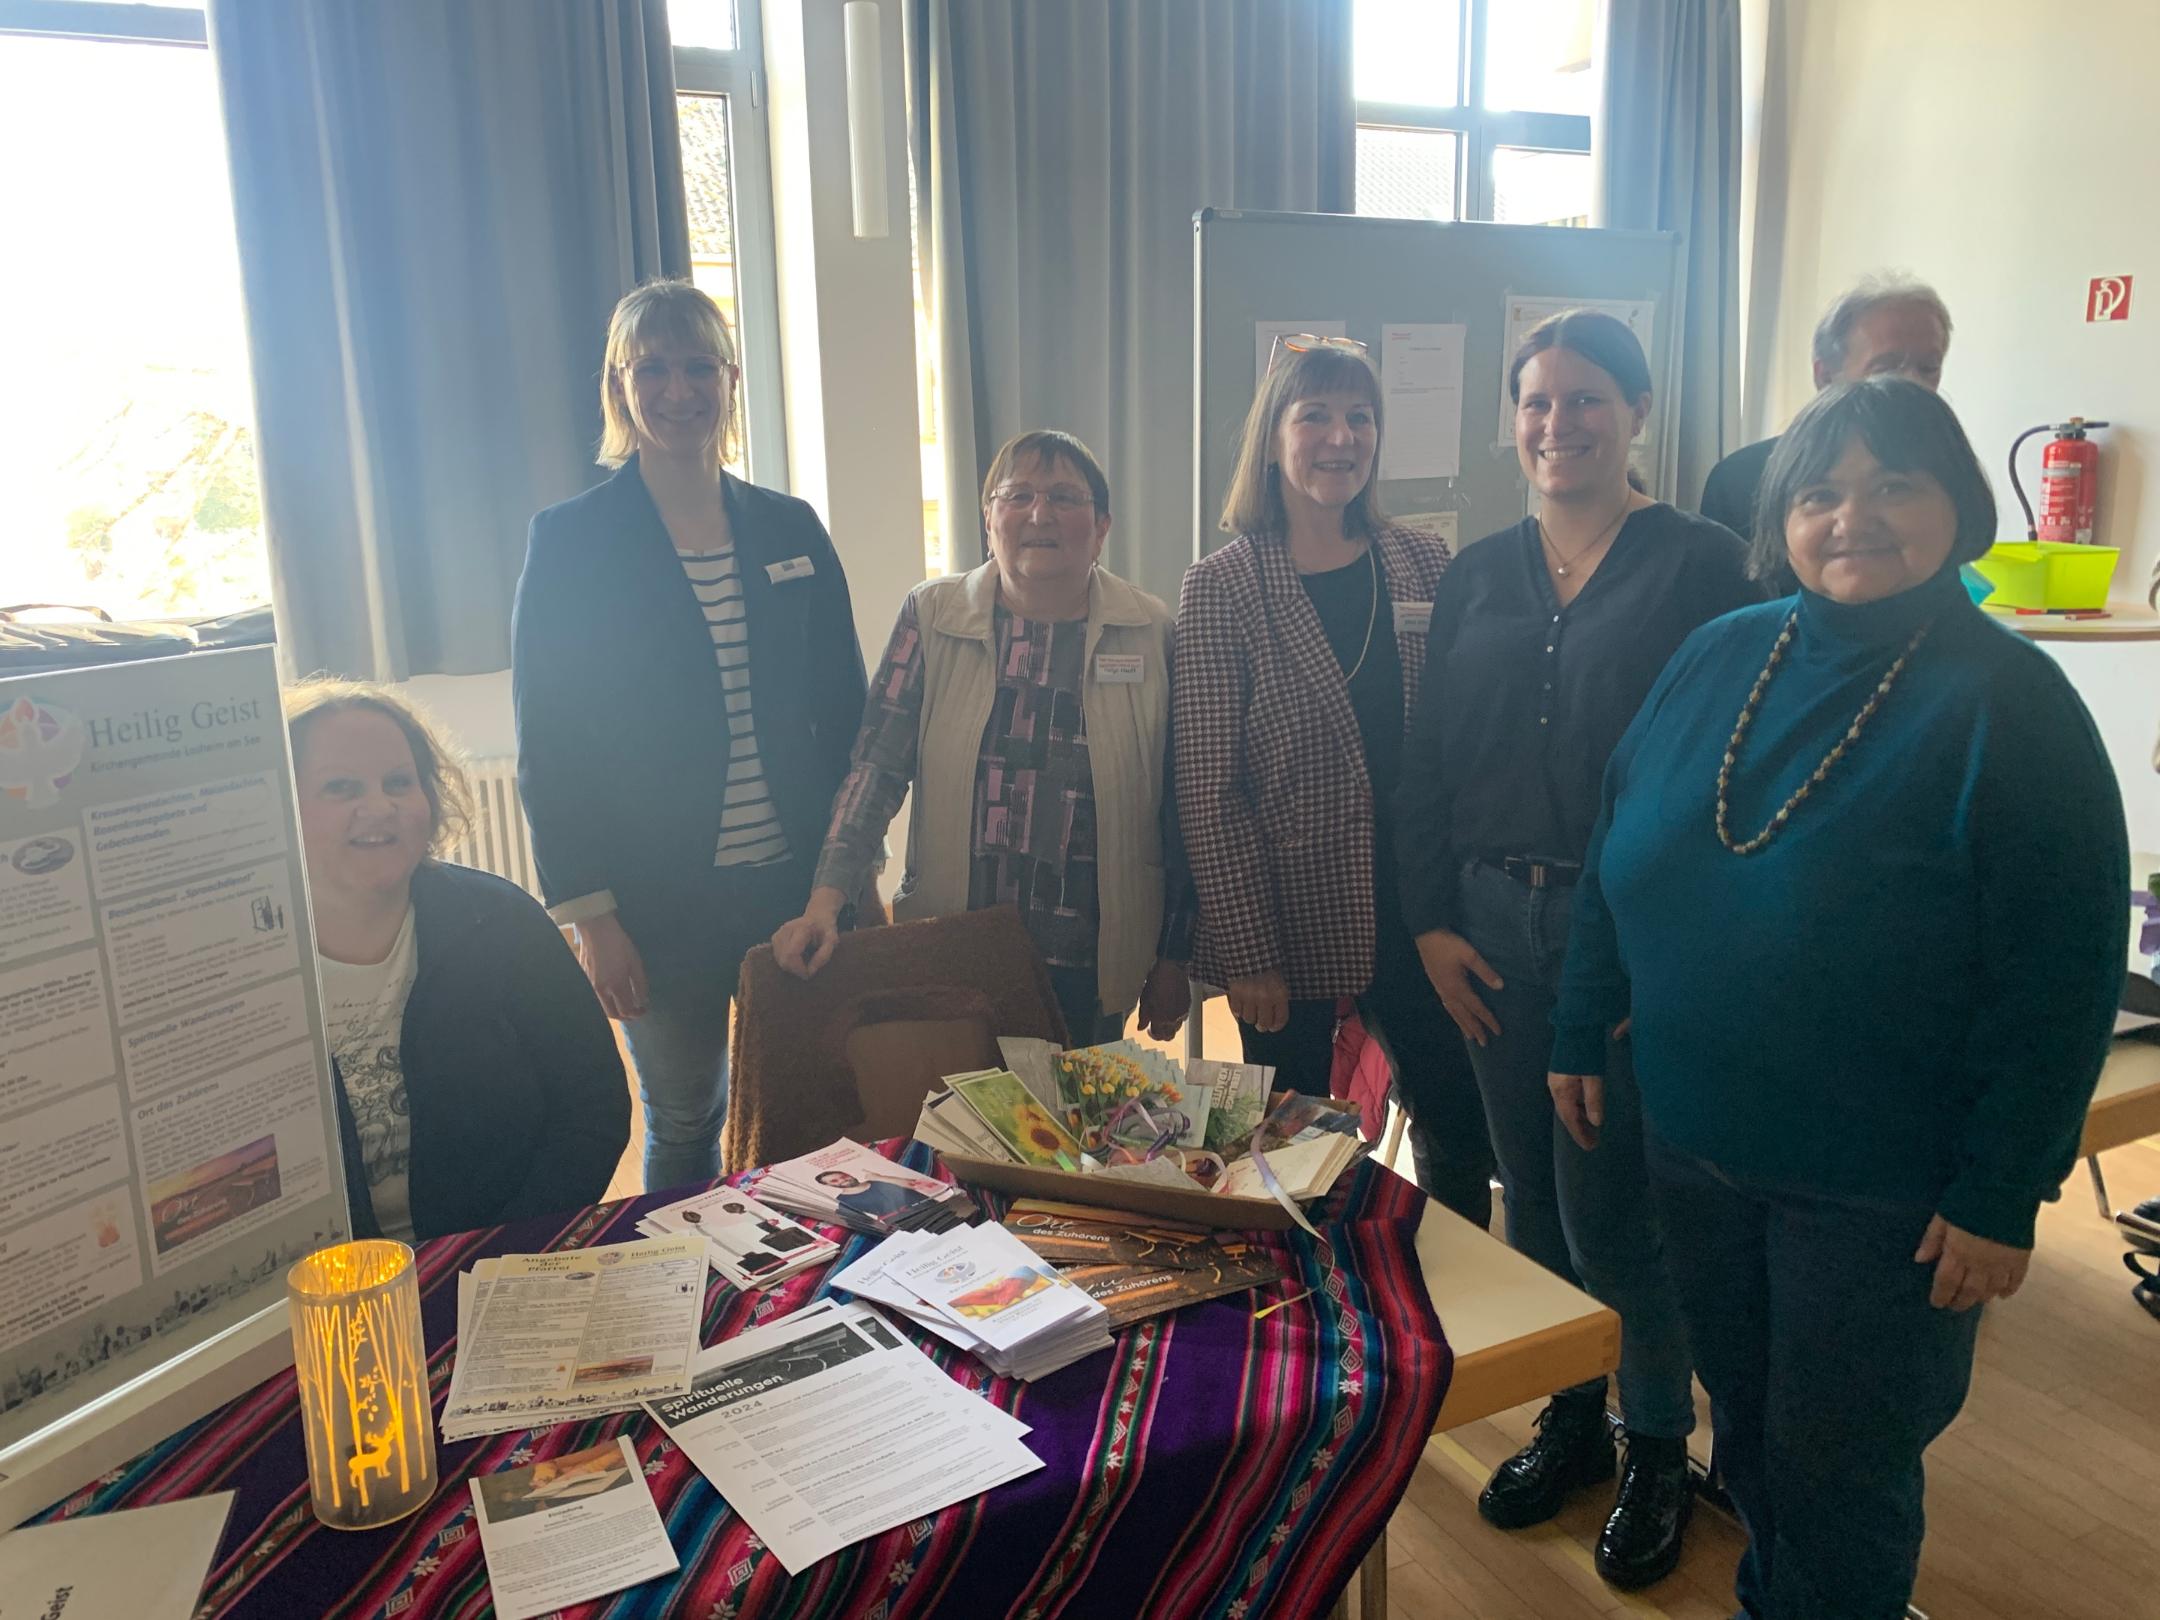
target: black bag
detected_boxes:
[0,604,195,673]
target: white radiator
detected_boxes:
[446,756,541,897]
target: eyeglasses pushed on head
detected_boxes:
[1267,332,1369,373]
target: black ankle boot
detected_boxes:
[1595,1430,1694,1589]
[1477,1388,1616,1529]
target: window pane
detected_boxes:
[1356,126,1461,222]
[0,35,265,620]
[1354,0,1461,109]
[1492,146,1592,226]
[676,92,749,474]
[667,0,737,51]
[1483,0,1596,115]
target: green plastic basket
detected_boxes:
[1969,541,2119,610]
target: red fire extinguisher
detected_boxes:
[2009,418,2109,543]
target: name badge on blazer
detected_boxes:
[1393,601,1434,636]
[1094,653,1145,684]
[765,556,816,583]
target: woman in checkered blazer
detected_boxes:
[1172,337,1494,1226]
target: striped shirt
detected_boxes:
[679,544,792,868]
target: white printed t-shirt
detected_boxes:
[321,907,419,1241]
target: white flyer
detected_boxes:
[1379,323,1468,480]
[892,1225,1096,1353]
[0,1490,232,1620]
[647,1302,1041,1574]
[469,1436,679,1620]
[441,1235,707,1440]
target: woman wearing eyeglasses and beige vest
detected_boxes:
[1173,337,1493,1224]
[772,430,1192,1047]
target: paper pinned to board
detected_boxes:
[1393,511,1462,549]
[1493,294,1655,447]
[1254,319,1347,386]
[1379,323,1468,480]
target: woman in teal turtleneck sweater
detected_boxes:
[1552,377,2126,1620]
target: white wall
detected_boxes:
[1751,0,2160,850]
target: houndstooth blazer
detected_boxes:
[1174,524,1452,998]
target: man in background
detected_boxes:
[1701,275,1954,539]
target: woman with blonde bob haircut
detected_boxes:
[513,279,867,1193]
[1174,336,1493,1225]
[285,681,628,1240]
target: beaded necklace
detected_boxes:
[1714,610,1933,856]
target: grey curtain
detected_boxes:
[907,0,1354,605]
[207,0,690,679]
[1594,0,1743,508]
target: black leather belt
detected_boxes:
[1494,855,1582,889]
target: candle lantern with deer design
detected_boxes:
[287,1240,437,1529]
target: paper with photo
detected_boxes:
[1191,1059,1272,1154]
[469,1436,677,1620]
[640,1186,835,1290]
[893,1225,1095,1351]
[994,1036,1065,1114]
[647,1301,1040,1574]
[0,1490,232,1620]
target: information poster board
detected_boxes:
[0,649,347,1452]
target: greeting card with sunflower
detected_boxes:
[947,1070,1085,1169]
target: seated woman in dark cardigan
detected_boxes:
[1551,376,2127,1620]
[286,682,629,1242]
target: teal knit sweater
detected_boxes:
[1553,567,2127,1247]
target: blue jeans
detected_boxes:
[1047,963,1129,1048]
[619,939,742,1196]
[1455,858,1695,1439]
[617,862,808,1195]
[1647,1138,1980,1620]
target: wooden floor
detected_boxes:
[1375,1133,2160,1620]
[601,1007,2160,1620]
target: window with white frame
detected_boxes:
[669,0,785,486]
[1354,0,1596,226]
[1,1,265,621]
[0,0,788,631]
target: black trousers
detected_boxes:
[1234,903,1494,1226]
[1646,1136,1981,1620]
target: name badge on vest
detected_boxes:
[1393,601,1434,636]
[765,556,815,583]
[1094,653,1145,684]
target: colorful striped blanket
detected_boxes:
[35,1145,1449,1618]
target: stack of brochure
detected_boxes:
[635,1186,839,1290]
[747,1138,975,1236]
[830,1221,1112,1380]
[441,1234,708,1443]
[647,1298,1042,1574]
[1002,1200,1286,1327]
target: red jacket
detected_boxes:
[1174,525,1451,997]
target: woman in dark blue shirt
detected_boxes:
[1397,312,1757,1588]
[1552,377,2126,1619]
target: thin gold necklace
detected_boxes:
[1343,545,1379,682]
[1537,501,1630,579]
[1715,610,1933,856]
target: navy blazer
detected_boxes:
[511,460,867,941]
[335,860,629,1240]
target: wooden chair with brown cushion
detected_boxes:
[721,906,1069,1173]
